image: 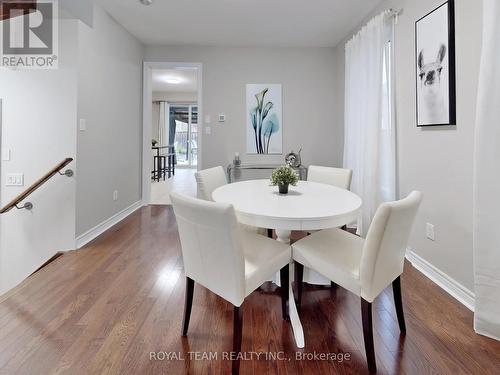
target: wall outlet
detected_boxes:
[426,223,435,241]
[113,190,119,201]
[6,173,24,186]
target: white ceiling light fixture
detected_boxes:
[164,77,181,84]
[151,69,197,92]
[139,0,153,6]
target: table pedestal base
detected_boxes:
[275,230,334,285]
[275,230,305,349]
[275,229,291,243]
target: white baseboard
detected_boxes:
[76,200,142,248]
[406,248,475,311]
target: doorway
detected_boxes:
[171,104,198,168]
[143,62,202,205]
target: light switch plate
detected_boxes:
[204,115,211,124]
[426,223,435,241]
[218,113,225,122]
[6,173,24,186]
[205,126,211,135]
[2,148,11,161]
[79,118,87,131]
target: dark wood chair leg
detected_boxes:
[294,262,304,311]
[167,155,172,179]
[232,305,243,375]
[162,156,167,181]
[267,229,273,238]
[280,264,290,321]
[361,298,377,373]
[182,277,194,336]
[153,155,160,182]
[392,276,406,334]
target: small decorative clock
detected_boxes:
[285,149,302,168]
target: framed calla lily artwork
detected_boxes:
[246,84,283,154]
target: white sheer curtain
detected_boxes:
[343,11,396,236]
[473,0,500,341]
[158,101,170,149]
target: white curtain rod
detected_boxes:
[387,8,403,23]
[388,8,403,17]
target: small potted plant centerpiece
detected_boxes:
[270,165,299,194]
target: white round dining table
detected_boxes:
[212,179,362,349]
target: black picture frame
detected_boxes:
[415,0,456,127]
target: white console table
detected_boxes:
[227,164,308,183]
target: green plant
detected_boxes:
[270,165,299,186]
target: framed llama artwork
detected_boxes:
[246,84,283,154]
[415,0,456,126]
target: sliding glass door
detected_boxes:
[172,105,198,167]
[190,106,198,166]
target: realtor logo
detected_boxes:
[1,0,58,69]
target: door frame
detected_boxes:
[142,62,203,206]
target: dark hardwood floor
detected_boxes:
[0,206,499,374]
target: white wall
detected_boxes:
[144,46,342,169]
[0,20,79,294]
[60,0,93,26]
[335,0,482,291]
[0,4,144,293]
[76,5,143,237]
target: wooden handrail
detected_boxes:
[0,158,73,214]
[0,1,37,21]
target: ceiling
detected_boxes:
[96,0,384,47]
[152,68,198,92]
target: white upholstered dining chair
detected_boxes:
[292,191,422,373]
[195,166,227,201]
[307,166,353,235]
[170,192,291,375]
[195,166,267,235]
[307,165,353,190]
